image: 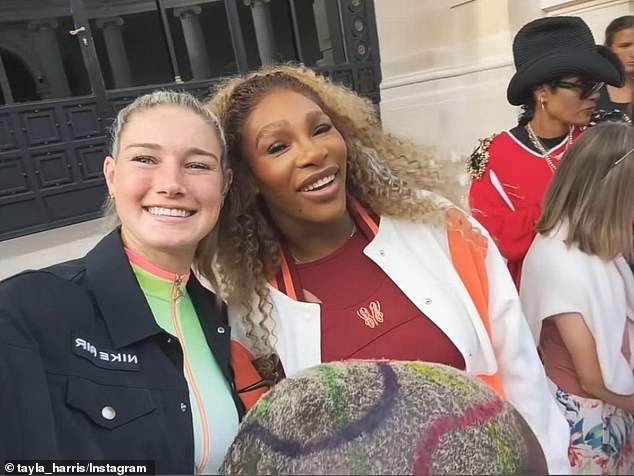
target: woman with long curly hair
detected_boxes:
[200,64,571,473]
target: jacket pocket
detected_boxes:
[66,376,156,430]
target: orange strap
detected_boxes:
[230,341,269,411]
[263,204,505,400]
[350,198,379,235]
[446,208,506,398]
[271,197,378,296]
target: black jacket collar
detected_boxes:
[85,230,163,350]
[84,230,227,348]
[84,229,242,416]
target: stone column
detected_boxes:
[174,6,212,79]
[243,0,277,65]
[96,16,132,89]
[313,0,345,65]
[27,19,70,98]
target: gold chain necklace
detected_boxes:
[525,123,573,173]
[290,224,357,264]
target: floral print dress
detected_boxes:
[555,387,634,474]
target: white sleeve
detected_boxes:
[521,241,634,396]
[484,234,572,474]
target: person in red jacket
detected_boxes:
[468,16,624,287]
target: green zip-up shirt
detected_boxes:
[130,256,238,474]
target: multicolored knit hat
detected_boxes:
[220,361,547,475]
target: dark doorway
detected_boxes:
[0,49,39,104]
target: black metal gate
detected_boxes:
[0,0,381,241]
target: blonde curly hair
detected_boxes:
[198,64,463,356]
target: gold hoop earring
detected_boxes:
[540,97,546,111]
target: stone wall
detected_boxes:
[376,0,634,157]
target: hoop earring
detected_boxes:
[540,97,546,111]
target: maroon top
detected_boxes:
[290,222,466,369]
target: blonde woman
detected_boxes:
[521,122,634,474]
[200,64,571,473]
[0,91,241,474]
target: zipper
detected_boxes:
[170,275,210,475]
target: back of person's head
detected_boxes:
[605,15,634,46]
[538,122,634,260]
[220,360,547,475]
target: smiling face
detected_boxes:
[609,28,634,75]
[103,105,228,270]
[241,88,348,233]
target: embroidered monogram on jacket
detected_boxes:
[356,300,384,328]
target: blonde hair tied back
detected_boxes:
[103,89,229,229]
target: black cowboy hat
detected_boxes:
[507,16,625,106]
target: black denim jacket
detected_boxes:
[0,230,244,473]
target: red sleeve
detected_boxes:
[469,167,540,263]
